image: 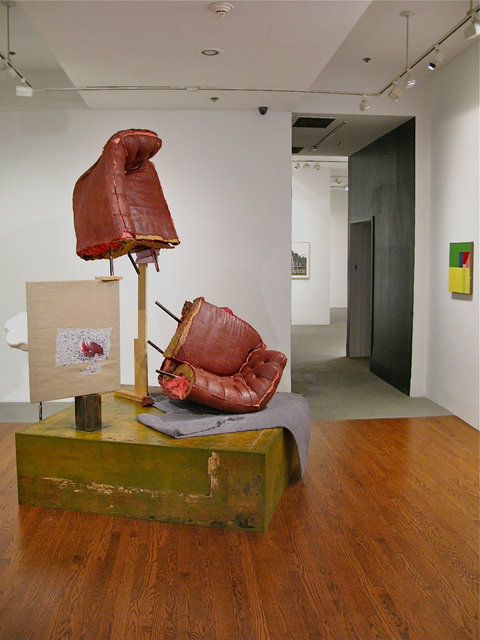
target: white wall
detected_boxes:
[329,188,348,308]
[291,166,331,324]
[0,110,292,402]
[425,42,479,429]
[291,169,348,324]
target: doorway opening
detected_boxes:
[291,115,434,418]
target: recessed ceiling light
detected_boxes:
[209,2,233,18]
[201,48,223,56]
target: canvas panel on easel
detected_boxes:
[26,280,120,402]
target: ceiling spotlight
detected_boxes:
[359,95,371,111]
[209,2,233,17]
[404,69,416,88]
[2,61,16,78]
[400,11,416,89]
[464,13,480,39]
[1,1,33,89]
[294,162,300,170]
[388,80,404,102]
[314,163,320,170]
[304,162,311,169]
[1,1,17,78]
[16,84,33,97]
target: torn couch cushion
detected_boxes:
[73,129,179,261]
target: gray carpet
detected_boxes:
[291,309,450,420]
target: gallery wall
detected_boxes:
[330,189,348,309]
[291,166,331,324]
[291,167,348,325]
[425,42,479,429]
[349,119,416,395]
[0,110,292,402]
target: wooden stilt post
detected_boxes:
[115,263,153,405]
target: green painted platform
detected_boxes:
[15,389,300,531]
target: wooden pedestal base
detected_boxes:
[16,389,299,530]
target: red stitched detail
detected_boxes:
[79,241,122,257]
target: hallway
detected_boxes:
[291,309,450,420]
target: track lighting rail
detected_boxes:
[1,4,478,102]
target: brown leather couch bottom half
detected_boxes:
[158,298,287,413]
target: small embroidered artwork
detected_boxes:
[26,280,120,402]
[55,327,112,375]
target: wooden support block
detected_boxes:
[16,388,300,530]
[74,394,102,432]
[114,263,151,405]
[94,276,123,282]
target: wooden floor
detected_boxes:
[0,415,478,640]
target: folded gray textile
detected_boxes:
[138,392,311,476]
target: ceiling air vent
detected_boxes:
[293,117,335,129]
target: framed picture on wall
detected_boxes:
[291,242,310,279]
[448,241,473,294]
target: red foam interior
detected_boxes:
[162,374,189,398]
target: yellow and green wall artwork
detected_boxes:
[449,242,473,294]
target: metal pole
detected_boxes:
[155,301,181,324]
[147,340,164,354]
[156,369,179,378]
[128,251,140,275]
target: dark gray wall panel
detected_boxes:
[349,119,415,395]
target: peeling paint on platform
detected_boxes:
[41,475,218,502]
[207,451,220,493]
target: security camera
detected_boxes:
[258,106,268,115]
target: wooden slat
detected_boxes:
[0,415,478,640]
[135,262,148,398]
[115,263,150,404]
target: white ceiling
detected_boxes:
[0,0,477,155]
